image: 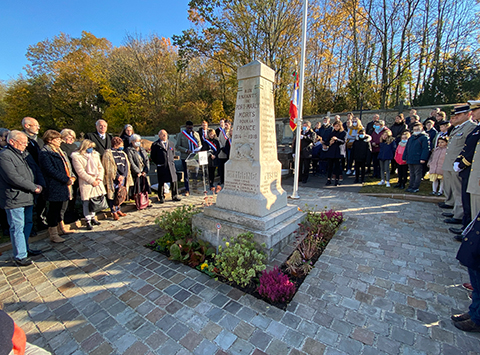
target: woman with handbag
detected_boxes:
[102,137,133,220]
[127,134,152,210]
[71,139,105,230]
[39,130,76,243]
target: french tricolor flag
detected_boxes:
[289,72,299,131]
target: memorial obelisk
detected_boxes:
[193,60,304,259]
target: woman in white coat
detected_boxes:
[71,139,106,230]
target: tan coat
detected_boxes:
[102,149,134,200]
[442,120,477,172]
[467,141,480,195]
[71,151,106,201]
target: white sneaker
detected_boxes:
[377,180,385,186]
[386,182,391,187]
[346,169,352,175]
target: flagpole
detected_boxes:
[290,0,308,199]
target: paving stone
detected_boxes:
[350,327,374,345]
[124,341,149,355]
[229,338,256,355]
[214,329,237,350]
[89,342,114,355]
[251,314,272,330]
[167,322,190,341]
[179,330,204,351]
[249,329,273,350]
[391,327,415,346]
[302,337,326,355]
[200,321,223,341]
[146,330,169,349]
[194,339,219,355]
[219,313,241,331]
[283,328,305,348]
[234,321,256,340]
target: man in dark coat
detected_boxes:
[151,130,181,203]
[292,121,317,183]
[453,211,480,332]
[22,116,47,230]
[85,119,113,156]
[0,131,45,266]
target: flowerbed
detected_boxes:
[146,204,343,310]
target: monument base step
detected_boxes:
[192,204,305,260]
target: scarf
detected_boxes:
[50,144,74,199]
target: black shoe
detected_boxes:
[393,184,401,188]
[442,212,454,218]
[86,222,93,230]
[159,198,165,204]
[444,218,462,224]
[172,197,182,202]
[438,203,454,209]
[354,179,359,183]
[27,249,42,257]
[13,257,32,266]
[451,313,470,322]
[91,219,101,226]
[334,180,339,186]
[453,319,480,332]
[411,189,419,193]
[405,188,413,192]
[449,227,464,235]
[454,235,463,242]
[325,180,331,186]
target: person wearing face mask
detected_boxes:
[402,123,430,193]
[370,119,390,179]
[394,132,411,189]
[119,124,134,149]
[102,137,134,220]
[72,140,105,230]
[39,130,76,243]
[127,134,152,210]
[324,120,346,186]
[345,117,363,175]
[352,129,371,184]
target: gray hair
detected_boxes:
[21,117,36,128]
[60,128,76,140]
[7,130,27,142]
[129,134,141,143]
[95,119,107,127]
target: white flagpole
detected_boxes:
[290,0,308,199]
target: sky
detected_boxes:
[0,0,192,82]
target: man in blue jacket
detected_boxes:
[0,131,45,266]
[402,123,430,193]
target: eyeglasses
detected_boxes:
[14,139,28,146]
[28,124,40,128]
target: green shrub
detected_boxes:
[169,238,215,267]
[154,204,200,239]
[214,232,266,287]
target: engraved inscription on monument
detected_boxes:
[216,60,287,217]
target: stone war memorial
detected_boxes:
[193,60,304,259]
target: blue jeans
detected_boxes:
[6,205,34,260]
[468,267,480,325]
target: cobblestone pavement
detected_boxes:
[1,188,479,355]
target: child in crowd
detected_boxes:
[427,137,448,196]
[394,132,410,189]
[352,129,371,184]
[377,130,397,187]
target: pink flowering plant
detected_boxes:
[257,267,296,303]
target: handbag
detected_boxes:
[114,185,128,206]
[134,176,150,210]
[89,195,108,213]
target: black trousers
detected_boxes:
[158,181,179,200]
[208,166,217,188]
[461,169,472,228]
[47,200,68,227]
[398,165,408,186]
[300,158,311,182]
[218,159,227,185]
[371,152,380,178]
[355,161,366,182]
[0,208,9,232]
[327,158,342,179]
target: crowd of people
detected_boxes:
[0,117,233,267]
[294,102,480,333]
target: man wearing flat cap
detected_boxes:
[440,104,477,226]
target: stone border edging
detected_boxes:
[363,193,444,203]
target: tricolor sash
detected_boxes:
[205,139,217,151]
[182,130,199,151]
[219,127,228,141]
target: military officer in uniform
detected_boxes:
[449,102,480,238]
[441,105,477,225]
[465,102,480,227]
